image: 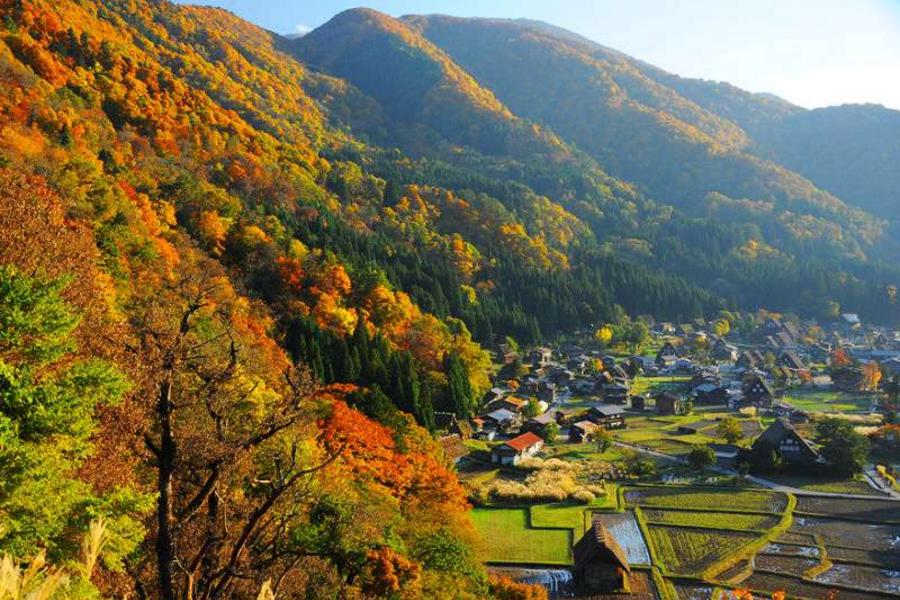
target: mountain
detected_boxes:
[752,103,900,225]
[403,14,883,253]
[291,9,898,320]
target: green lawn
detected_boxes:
[631,375,691,397]
[471,507,573,565]
[781,389,873,413]
[529,503,595,536]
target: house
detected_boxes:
[434,412,473,439]
[694,383,729,405]
[655,342,679,368]
[573,518,631,594]
[778,352,806,372]
[585,404,627,429]
[771,401,796,419]
[490,396,527,413]
[438,434,470,466]
[482,409,519,432]
[675,324,695,337]
[752,419,819,465]
[832,367,865,392]
[712,341,738,362]
[742,374,774,407]
[483,387,506,404]
[570,420,600,443]
[654,392,682,415]
[537,382,557,404]
[708,443,740,468]
[524,410,559,436]
[883,356,900,377]
[631,395,646,411]
[736,350,766,370]
[840,313,861,330]
[490,431,544,466]
[530,346,553,366]
[602,383,630,405]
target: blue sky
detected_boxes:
[175,0,900,109]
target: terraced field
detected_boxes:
[642,509,779,531]
[625,486,787,513]
[647,525,757,575]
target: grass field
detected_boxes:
[471,507,572,565]
[624,486,786,513]
[529,503,595,536]
[781,389,873,413]
[630,375,691,397]
[642,509,780,531]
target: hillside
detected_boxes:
[404,15,884,254]
[752,103,900,225]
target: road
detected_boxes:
[613,440,900,500]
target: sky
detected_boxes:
[175,0,900,110]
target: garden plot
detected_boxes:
[813,562,900,595]
[790,516,900,552]
[795,496,900,523]
[759,542,819,559]
[625,486,786,513]
[642,509,779,531]
[754,553,817,577]
[744,572,888,600]
[592,511,651,565]
[671,582,714,600]
[647,525,757,575]
[828,546,900,569]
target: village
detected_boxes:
[438,312,900,599]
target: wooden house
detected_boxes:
[490,431,544,466]
[602,383,630,405]
[585,404,627,429]
[570,420,599,443]
[631,395,646,411]
[573,518,631,594]
[529,346,553,366]
[742,374,774,407]
[654,392,681,415]
[752,419,819,466]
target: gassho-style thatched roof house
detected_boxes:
[573,516,631,594]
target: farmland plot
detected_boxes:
[795,496,900,523]
[671,582,714,600]
[625,486,786,513]
[647,525,757,575]
[754,553,817,577]
[592,511,651,564]
[828,546,900,569]
[760,542,819,558]
[790,517,900,552]
[744,572,888,600]
[642,509,779,531]
[471,508,572,565]
[814,562,900,595]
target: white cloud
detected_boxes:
[295,23,312,35]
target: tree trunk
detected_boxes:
[156,377,177,600]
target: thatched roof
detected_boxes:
[574,517,631,574]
